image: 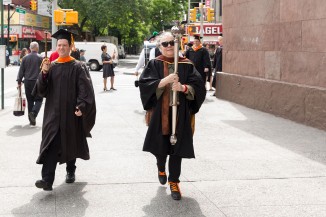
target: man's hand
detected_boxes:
[41,58,51,74]
[204,68,209,73]
[135,72,139,76]
[75,107,82,116]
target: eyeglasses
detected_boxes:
[161,40,175,47]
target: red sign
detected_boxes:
[22,26,35,39]
[187,24,223,36]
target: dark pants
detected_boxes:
[24,80,43,117]
[155,154,182,183]
[41,131,76,185]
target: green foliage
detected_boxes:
[58,0,187,46]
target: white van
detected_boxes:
[74,42,118,71]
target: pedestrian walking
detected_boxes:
[80,49,86,63]
[5,48,10,66]
[185,35,211,89]
[139,32,206,200]
[207,44,216,91]
[212,36,223,96]
[134,31,161,76]
[101,45,116,91]
[16,41,43,126]
[19,48,28,64]
[33,29,96,191]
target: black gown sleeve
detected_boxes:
[76,62,96,136]
[139,60,162,110]
[185,64,206,114]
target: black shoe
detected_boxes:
[169,182,182,200]
[65,172,75,183]
[35,180,53,191]
[29,112,36,126]
[110,87,117,90]
[158,171,167,185]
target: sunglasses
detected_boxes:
[161,40,175,47]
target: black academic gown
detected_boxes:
[139,56,206,158]
[35,59,96,164]
[185,46,211,82]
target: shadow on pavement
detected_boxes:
[223,103,326,165]
[142,186,206,217]
[11,182,88,217]
[6,124,41,137]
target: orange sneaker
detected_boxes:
[169,182,182,200]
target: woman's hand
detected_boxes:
[172,81,185,92]
[158,74,179,88]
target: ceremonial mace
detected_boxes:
[40,31,50,72]
[170,22,185,145]
[44,31,49,58]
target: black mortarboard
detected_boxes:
[194,35,202,40]
[51,29,76,45]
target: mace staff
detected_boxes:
[170,24,185,145]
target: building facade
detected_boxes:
[218,0,326,130]
[1,0,51,62]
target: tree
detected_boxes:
[50,0,187,46]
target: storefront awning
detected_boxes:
[35,30,51,41]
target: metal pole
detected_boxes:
[1,0,4,45]
[1,0,4,109]
[7,4,9,48]
[51,0,58,50]
[187,0,190,42]
[200,0,204,39]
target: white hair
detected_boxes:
[30,41,39,51]
[217,36,223,42]
[157,32,174,44]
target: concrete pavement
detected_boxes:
[0,55,325,217]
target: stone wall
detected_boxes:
[218,0,326,130]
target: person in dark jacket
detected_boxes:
[185,35,211,88]
[212,36,223,95]
[17,42,43,126]
[139,32,206,200]
[34,29,96,191]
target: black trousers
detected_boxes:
[41,131,76,185]
[24,80,43,117]
[155,154,182,183]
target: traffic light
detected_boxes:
[207,7,215,22]
[54,10,64,23]
[189,9,196,22]
[30,0,37,11]
[66,11,78,24]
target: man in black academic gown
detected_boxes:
[34,29,96,191]
[139,32,206,200]
[185,35,211,88]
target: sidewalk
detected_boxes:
[0,59,325,216]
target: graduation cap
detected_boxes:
[51,29,77,46]
[194,35,202,40]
